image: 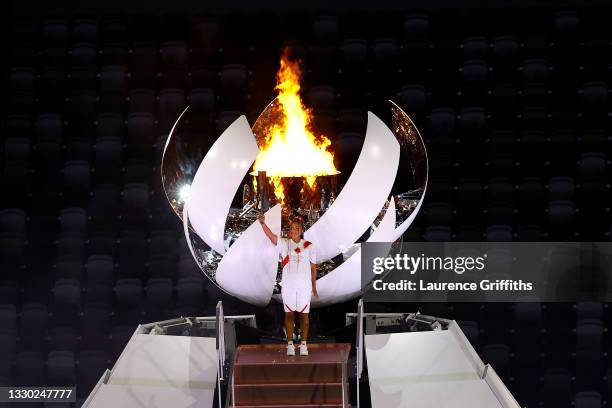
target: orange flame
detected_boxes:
[253,48,337,204]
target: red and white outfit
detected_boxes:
[277,238,316,314]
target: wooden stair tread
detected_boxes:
[235,382,343,387]
[235,343,351,366]
[235,405,346,408]
[234,383,343,405]
[232,343,350,407]
[235,363,343,384]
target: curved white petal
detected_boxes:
[215,204,281,306]
[311,199,397,308]
[304,112,400,263]
[186,116,259,254]
[182,201,203,269]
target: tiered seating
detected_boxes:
[2,8,611,406]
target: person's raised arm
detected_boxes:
[258,212,278,245]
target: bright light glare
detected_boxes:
[179,184,191,201]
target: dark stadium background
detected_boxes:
[1,0,612,406]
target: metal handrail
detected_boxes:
[341,349,346,408]
[223,359,236,408]
[216,301,225,380]
[232,366,236,408]
[216,356,222,408]
[356,298,364,408]
[215,301,226,408]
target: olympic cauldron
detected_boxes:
[161,100,428,308]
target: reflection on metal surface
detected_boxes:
[251,98,282,148]
[182,201,222,287]
[387,101,428,240]
[161,107,193,220]
[390,101,427,190]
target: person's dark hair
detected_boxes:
[289,215,305,231]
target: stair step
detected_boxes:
[235,362,342,384]
[235,404,346,408]
[233,343,351,406]
[234,344,350,384]
[234,382,344,405]
[235,343,351,367]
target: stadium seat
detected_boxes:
[47,351,76,386]
[15,352,45,386]
[145,278,174,318]
[115,279,144,323]
[49,327,78,352]
[73,19,98,43]
[77,350,108,397]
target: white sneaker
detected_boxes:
[299,343,308,356]
[287,343,295,356]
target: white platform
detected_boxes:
[83,333,218,408]
[365,324,520,408]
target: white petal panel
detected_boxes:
[186,116,259,254]
[304,112,400,263]
[311,199,397,308]
[215,204,282,306]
